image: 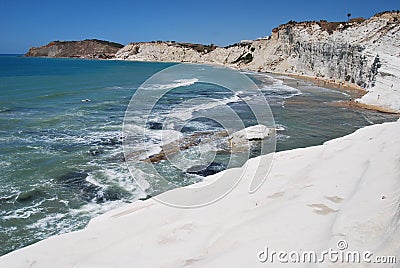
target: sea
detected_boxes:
[0,54,398,255]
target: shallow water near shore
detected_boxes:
[0,55,398,256]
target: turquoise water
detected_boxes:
[0,55,397,255]
[0,56,172,254]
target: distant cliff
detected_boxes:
[25,39,124,59]
[115,11,400,113]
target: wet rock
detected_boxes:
[141,131,228,163]
[58,171,89,185]
[0,108,12,113]
[99,137,122,146]
[57,171,101,202]
[89,148,103,156]
[147,121,163,130]
[98,185,131,202]
[139,195,152,201]
[186,162,226,177]
[180,126,196,133]
[57,171,126,203]
[16,189,44,203]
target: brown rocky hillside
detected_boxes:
[25,39,124,59]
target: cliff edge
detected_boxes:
[25,39,124,59]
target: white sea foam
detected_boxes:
[277,133,291,141]
[102,169,138,194]
[85,174,105,188]
[0,160,11,168]
[261,83,302,98]
[272,79,284,86]
[25,212,79,241]
[167,95,241,121]
[105,86,130,90]
[272,75,297,81]
[141,78,199,90]
[132,169,153,190]
[123,124,183,161]
[275,124,286,131]
[240,71,276,80]
[141,129,183,159]
[2,199,46,220]
[308,86,351,97]
[71,199,128,219]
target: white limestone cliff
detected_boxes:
[116,12,400,113]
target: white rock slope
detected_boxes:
[116,12,400,113]
[1,119,399,267]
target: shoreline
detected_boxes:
[24,55,399,115]
[236,67,399,115]
[113,57,398,115]
[1,118,399,267]
[329,100,400,114]
[269,71,399,115]
[279,72,367,93]
[243,68,399,115]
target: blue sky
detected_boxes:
[0,0,399,53]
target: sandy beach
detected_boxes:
[274,72,400,115]
[276,72,367,93]
[329,100,400,114]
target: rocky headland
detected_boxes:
[25,39,123,59]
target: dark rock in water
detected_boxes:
[57,171,125,203]
[249,141,262,158]
[147,121,163,130]
[99,137,122,146]
[186,162,226,177]
[16,189,44,203]
[180,126,196,133]
[57,171,100,202]
[0,108,12,113]
[139,195,152,201]
[99,191,119,202]
[89,148,103,156]
[97,185,131,203]
[58,171,89,186]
